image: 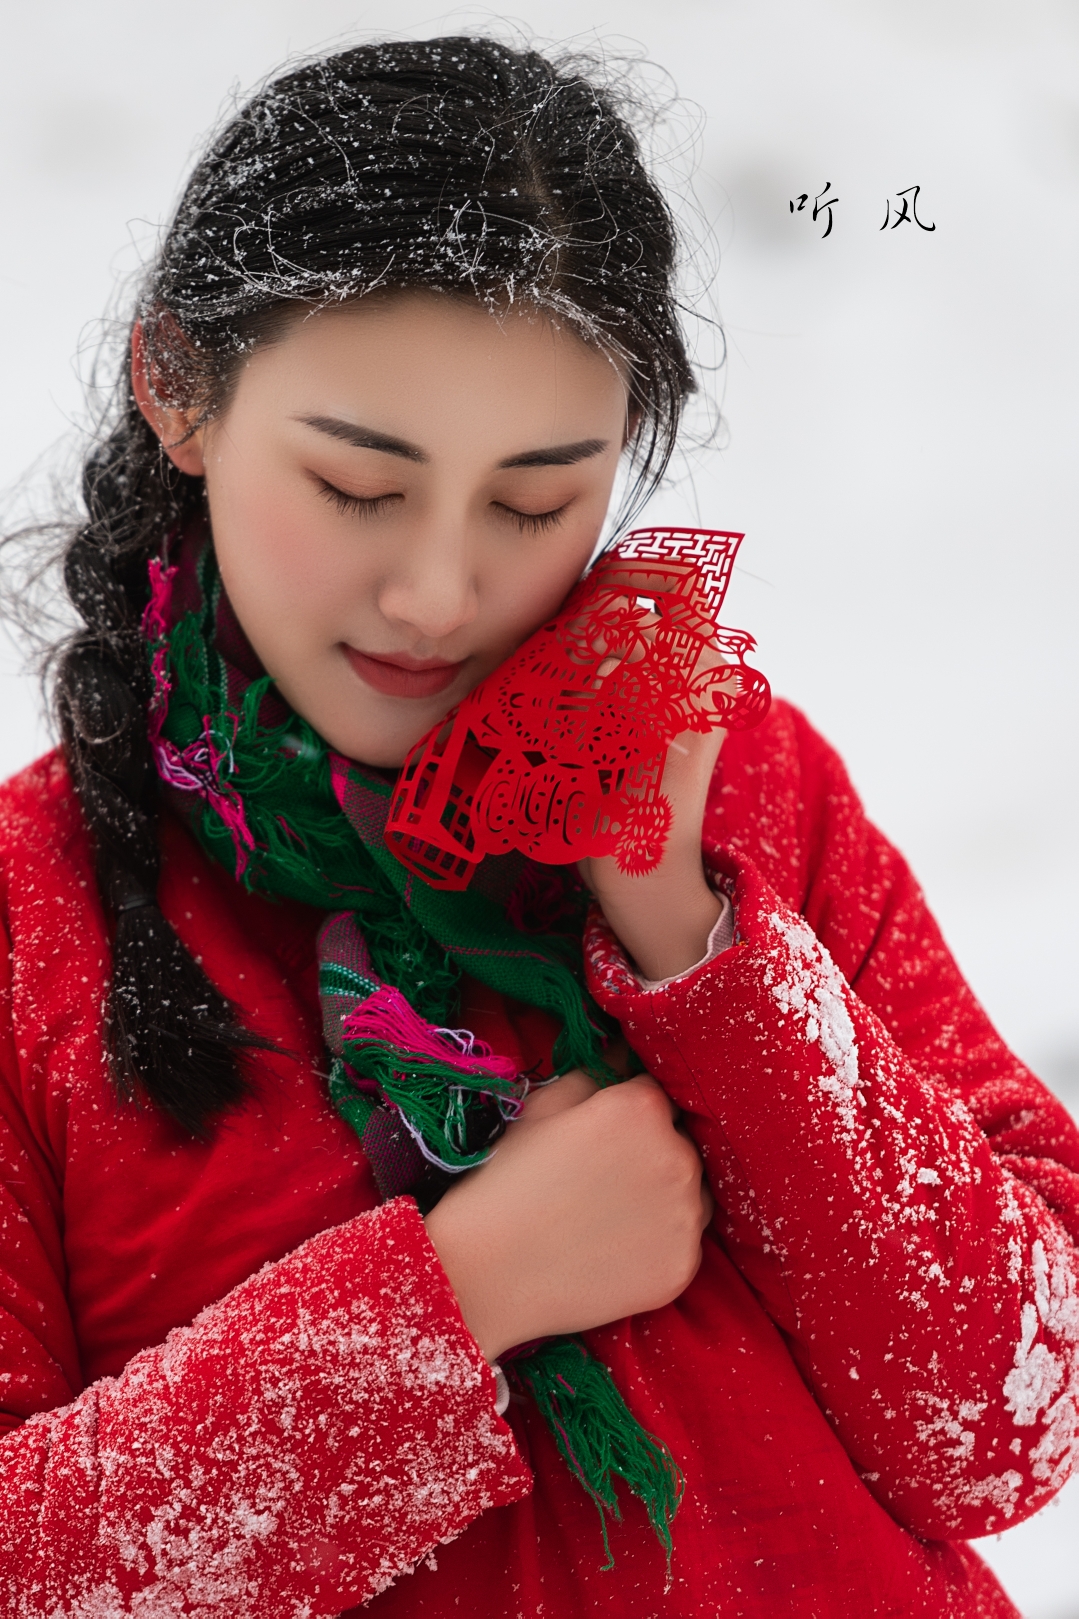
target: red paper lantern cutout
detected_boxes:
[385,528,771,890]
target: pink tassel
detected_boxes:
[343,985,520,1085]
[329,751,351,811]
[142,558,177,644]
[143,562,256,878]
[149,727,255,877]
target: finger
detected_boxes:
[661,725,725,787]
[626,1069,680,1123]
[520,1068,599,1123]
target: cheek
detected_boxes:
[485,527,600,647]
[209,462,358,657]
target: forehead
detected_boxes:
[236,291,628,438]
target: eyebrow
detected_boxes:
[497,439,609,469]
[296,415,608,471]
[295,415,428,462]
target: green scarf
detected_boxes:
[144,530,683,1566]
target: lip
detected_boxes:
[343,645,467,699]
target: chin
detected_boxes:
[347,742,411,770]
[326,710,443,771]
[301,679,458,770]
[319,726,407,770]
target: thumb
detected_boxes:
[520,1068,599,1124]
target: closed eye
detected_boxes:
[316,478,401,518]
[493,501,570,533]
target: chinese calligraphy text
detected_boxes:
[789,181,838,239]
[880,184,936,231]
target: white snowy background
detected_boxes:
[1,2,1076,1612]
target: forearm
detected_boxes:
[589,854,722,981]
[579,723,727,982]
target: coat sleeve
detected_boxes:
[0,1183,530,1616]
[584,714,1079,1544]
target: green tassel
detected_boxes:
[339,1037,522,1171]
[513,1338,684,1571]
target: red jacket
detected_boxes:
[1,701,1076,1617]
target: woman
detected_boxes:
[1,35,1076,1617]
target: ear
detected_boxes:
[131,321,206,477]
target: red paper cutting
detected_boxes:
[385,527,771,890]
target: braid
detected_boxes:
[54,405,268,1138]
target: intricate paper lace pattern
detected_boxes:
[386,528,771,889]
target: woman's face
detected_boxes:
[183,292,629,766]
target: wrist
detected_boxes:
[425,1194,515,1362]
[592,856,720,981]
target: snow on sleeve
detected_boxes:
[0,1197,530,1617]
[1001,1223,1079,1489]
[585,849,1079,1542]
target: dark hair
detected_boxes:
[42,35,696,1136]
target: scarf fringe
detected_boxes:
[342,985,526,1170]
[512,1338,684,1574]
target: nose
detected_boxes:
[376,519,480,645]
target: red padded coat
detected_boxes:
[1,701,1077,1617]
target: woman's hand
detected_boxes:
[577,722,726,981]
[424,1069,713,1362]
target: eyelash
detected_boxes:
[318,479,568,533]
[493,502,569,533]
[317,481,398,518]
